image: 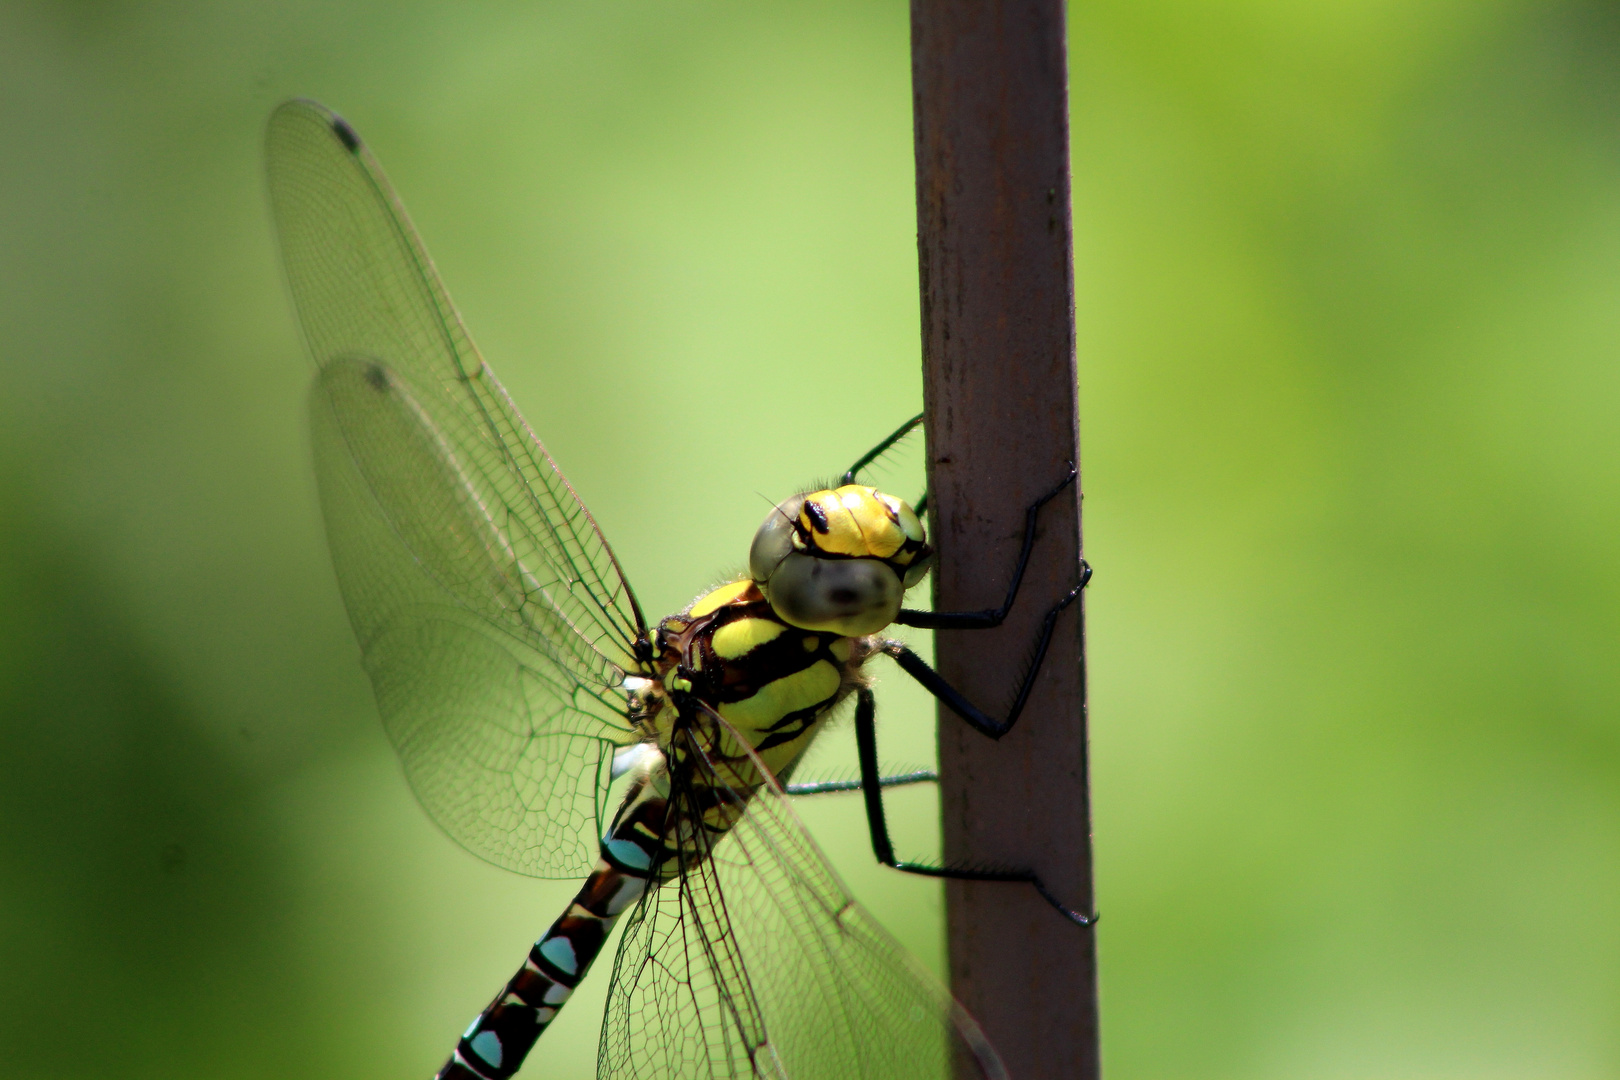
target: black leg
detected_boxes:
[842,412,924,486]
[851,688,1097,928]
[854,689,899,866]
[784,770,936,797]
[886,571,1085,740]
[894,464,1079,631]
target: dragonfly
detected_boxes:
[266,98,1092,1080]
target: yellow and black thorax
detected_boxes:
[629,578,871,780]
[626,483,930,788]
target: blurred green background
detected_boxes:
[3,0,1619,1076]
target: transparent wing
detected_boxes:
[270,99,645,877]
[597,724,1007,1080]
[843,413,927,513]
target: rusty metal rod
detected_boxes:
[910,1,1099,1077]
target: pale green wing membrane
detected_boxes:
[268,100,644,878]
[598,726,1008,1080]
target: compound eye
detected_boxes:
[750,494,808,584]
[890,498,926,545]
[761,553,902,636]
[901,549,936,589]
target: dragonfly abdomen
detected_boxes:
[435,786,667,1080]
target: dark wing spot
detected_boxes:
[803,500,830,534]
[830,588,857,604]
[363,362,390,391]
[331,116,362,153]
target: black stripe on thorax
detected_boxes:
[753,704,823,751]
[686,600,847,703]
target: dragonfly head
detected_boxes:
[749,485,934,636]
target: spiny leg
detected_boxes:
[894,463,1077,632]
[887,559,1089,741]
[785,771,936,797]
[842,411,929,513]
[842,412,924,487]
[851,688,1096,927]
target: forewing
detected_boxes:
[270,100,643,876]
[309,368,627,876]
[597,728,1006,1080]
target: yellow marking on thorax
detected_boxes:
[712,617,785,660]
[709,718,822,782]
[718,660,841,736]
[689,579,762,619]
